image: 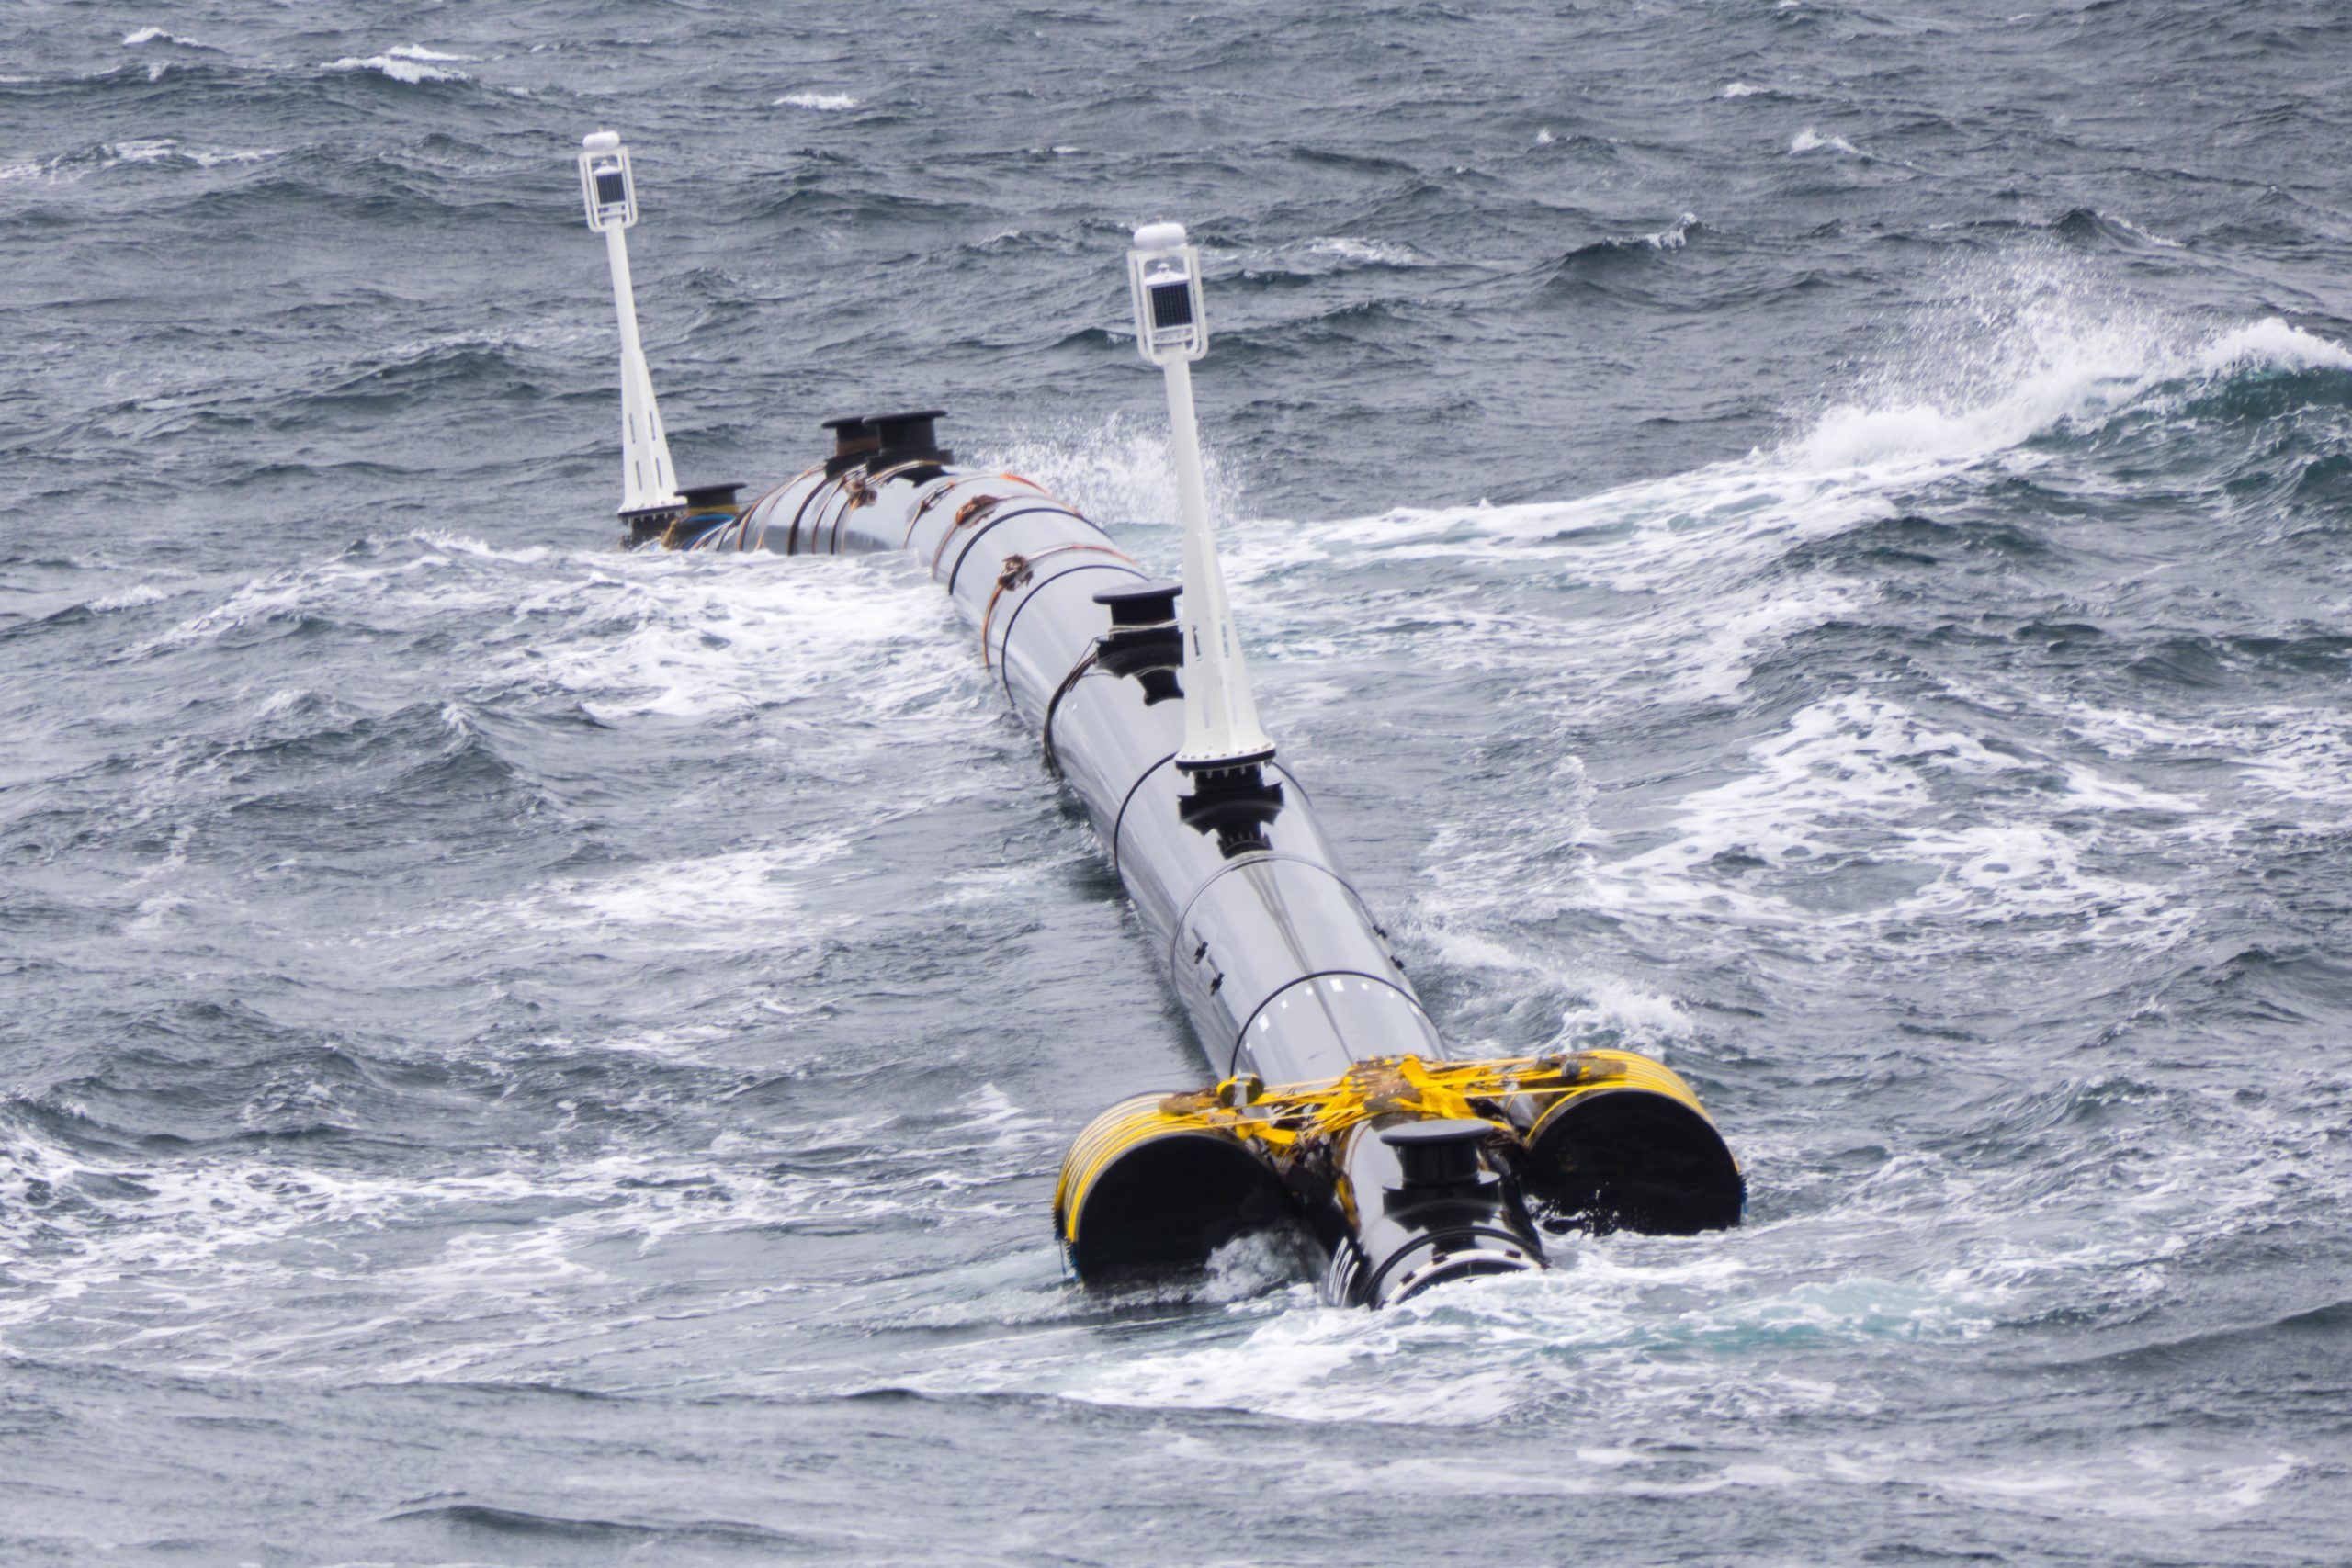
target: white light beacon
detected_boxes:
[579,130,682,530]
[1128,222,1275,773]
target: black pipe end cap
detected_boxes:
[821,416,882,476]
[678,482,742,511]
[1094,580,1182,626]
[868,409,952,466]
[1382,1118,1496,1190]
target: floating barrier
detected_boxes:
[578,131,1743,1304]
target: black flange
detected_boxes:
[820,416,879,477]
[1177,761,1285,858]
[1381,1119,1497,1192]
[1092,581,1184,703]
[868,409,953,468]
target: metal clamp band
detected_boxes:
[902,471,1044,548]
[944,503,1100,596]
[1040,648,1102,777]
[1165,850,1370,976]
[1106,752,1182,881]
[1227,970,1431,1076]
[982,543,1138,670]
[734,472,803,551]
[786,472,843,556]
[992,561,1144,705]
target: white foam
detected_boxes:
[520,551,969,723]
[2046,694,2352,819]
[89,581,195,612]
[774,91,859,111]
[91,139,279,171]
[410,530,554,565]
[2193,314,2352,375]
[520,842,855,949]
[1578,692,2196,950]
[1303,235,1420,266]
[978,412,1241,529]
[1791,127,1863,157]
[109,137,181,164]
[1722,81,1764,98]
[2233,708,2352,809]
[1557,978,1693,1047]
[2097,209,2185,249]
[1932,1448,2300,1521]
[1644,211,1700,250]
[1792,310,2347,479]
[1534,127,1555,145]
[322,52,468,84]
[1029,1247,1989,1426]
[124,891,193,937]
[122,27,218,50]
[0,1119,949,1376]
[1224,235,1428,278]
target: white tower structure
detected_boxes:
[1127,221,1275,771]
[579,131,682,526]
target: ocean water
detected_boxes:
[5,2,2351,1563]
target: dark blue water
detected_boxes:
[6,3,2351,1562]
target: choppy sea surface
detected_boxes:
[6,2,2352,1563]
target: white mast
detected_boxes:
[1127,221,1274,770]
[579,131,682,525]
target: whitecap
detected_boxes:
[1643,211,1700,250]
[2192,314,2352,376]
[1303,234,1420,266]
[1788,300,2350,479]
[977,412,1241,528]
[410,530,554,564]
[773,91,859,111]
[515,548,974,725]
[89,581,195,612]
[2096,209,2185,249]
[1790,127,1863,157]
[1578,691,2196,949]
[322,52,468,85]
[1556,978,1694,1050]
[94,139,277,171]
[103,138,181,165]
[122,27,214,49]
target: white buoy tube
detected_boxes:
[1128,222,1274,769]
[579,131,681,525]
